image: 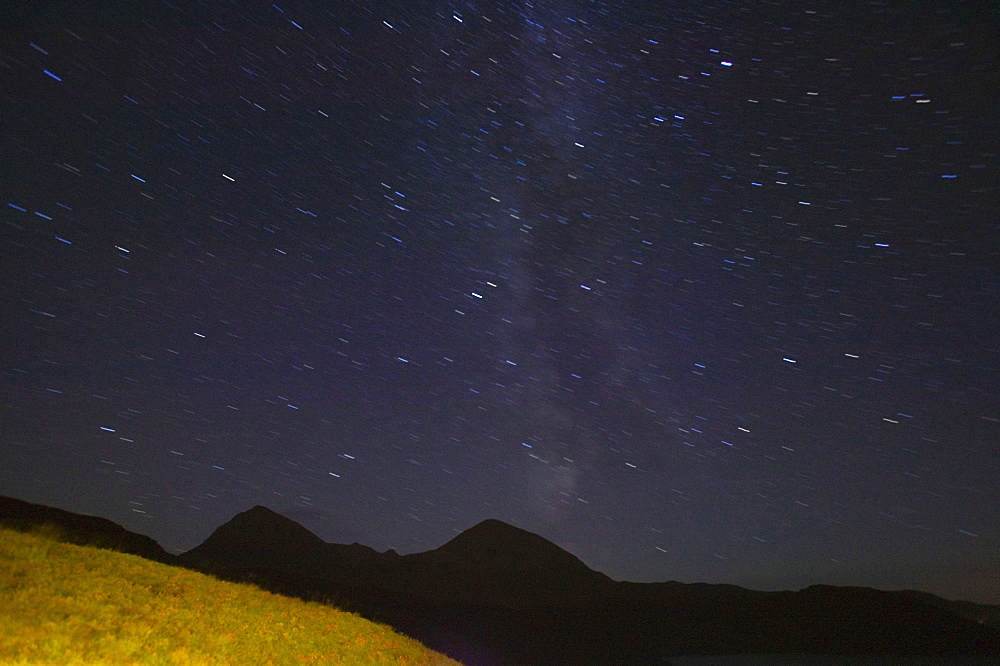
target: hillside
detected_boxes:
[0,525,462,665]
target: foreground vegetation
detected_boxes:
[0,526,461,665]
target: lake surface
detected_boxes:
[670,656,997,666]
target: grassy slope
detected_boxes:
[0,526,462,665]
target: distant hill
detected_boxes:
[0,495,174,564]
[4,495,999,665]
[0,525,461,665]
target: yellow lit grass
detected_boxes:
[0,526,461,665]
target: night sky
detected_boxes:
[2,1,997,605]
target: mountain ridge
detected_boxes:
[3,494,998,665]
[0,495,174,564]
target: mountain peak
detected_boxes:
[396,518,612,606]
[435,518,606,581]
[222,505,326,547]
[179,505,326,570]
[438,519,553,555]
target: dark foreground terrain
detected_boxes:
[2,495,998,665]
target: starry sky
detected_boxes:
[2,1,997,604]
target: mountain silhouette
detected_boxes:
[404,518,613,607]
[433,518,600,576]
[183,512,609,608]
[0,495,173,564]
[178,504,391,590]
[174,505,1000,663]
[179,505,326,571]
[4,495,999,666]
[220,505,327,548]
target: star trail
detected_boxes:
[2,1,997,604]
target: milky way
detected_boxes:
[2,1,997,603]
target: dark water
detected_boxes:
[671,656,997,666]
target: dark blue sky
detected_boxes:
[2,1,997,604]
